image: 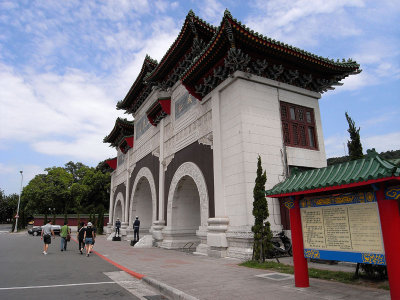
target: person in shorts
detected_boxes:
[41,220,55,255]
[83,222,96,257]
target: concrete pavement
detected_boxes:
[89,235,390,300]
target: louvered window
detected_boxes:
[280,102,318,150]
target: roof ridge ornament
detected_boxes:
[223,15,235,49]
[366,148,378,158]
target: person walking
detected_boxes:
[83,222,96,257]
[77,222,85,254]
[133,216,140,241]
[115,218,121,237]
[60,221,71,251]
[41,220,55,255]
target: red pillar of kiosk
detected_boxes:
[289,196,309,287]
[376,185,400,299]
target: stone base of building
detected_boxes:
[206,217,229,258]
[226,226,254,261]
[151,220,165,247]
[160,227,200,249]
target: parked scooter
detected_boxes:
[271,231,292,257]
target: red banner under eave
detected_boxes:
[125,136,134,148]
[106,158,117,170]
[159,99,171,115]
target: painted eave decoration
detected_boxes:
[266,149,400,198]
[105,158,117,170]
[146,97,171,126]
[103,118,135,149]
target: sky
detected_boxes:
[1,0,399,195]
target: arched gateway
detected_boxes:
[103,10,360,259]
[161,162,208,252]
[113,192,124,223]
[129,167,157,237]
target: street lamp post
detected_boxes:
[14,171,23,233]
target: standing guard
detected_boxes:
[115,218,121,237]
[133,216,140,241]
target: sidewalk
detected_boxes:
[92,235,390,300]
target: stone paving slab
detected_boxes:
[92,236,390,300]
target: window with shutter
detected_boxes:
[279,102,318,150]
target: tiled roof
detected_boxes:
[116,55,158,111]
[181,10,360,99]
[103,118,134,147]
[266,149,400,197]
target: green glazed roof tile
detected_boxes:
[266,149,400,197]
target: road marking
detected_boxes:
[0,281,116,290]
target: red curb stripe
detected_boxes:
[71,237,145,280]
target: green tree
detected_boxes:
[97,207,104,234]
[44,167,74,214]
[252,155,273,262]
[78,166,110,212]
[22,161,110,219]
[345,112,363,160]
[64,161,87,182]
[0,190,19,224]
[23,174,52,217]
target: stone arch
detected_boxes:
[113,192,124,222]
[167,162,209,229]
[129,167,157,230]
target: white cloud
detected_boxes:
[324,131,400,158]
[0,163,44,195]
[324,134,348,158]
[33,133,116,161]
[245,0,364,48]
[0,3,181,165]
[0,162,14,174]
[364,132,400,154]
[198,0,224,24]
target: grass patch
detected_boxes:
[240,260,388,288]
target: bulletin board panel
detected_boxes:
[300,191,386,265]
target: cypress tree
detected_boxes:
[345,112,363,160]
[252,155,273,262]
[97,208,104,235]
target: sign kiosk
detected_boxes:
[266,150,400,299]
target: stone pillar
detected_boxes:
[158,118,165,223]
[290,196,309,288]
[124,154,130,224]
[207,217,229,257]
[152,220,165,247]
[108,175,115,235]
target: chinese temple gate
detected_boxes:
[103,10,360,260]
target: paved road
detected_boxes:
[0,232,166,300]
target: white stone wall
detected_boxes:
[212,71,325,234]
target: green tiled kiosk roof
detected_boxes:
[266,149,400,197]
